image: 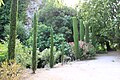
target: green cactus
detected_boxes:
[50,27,54,68]
[85,26,89,43]
[32,12,38,73]
[80,19,85,41]
[61,42,64,65]
[8,0,18,60]
[72,17,80,59]
[92,26,95,47]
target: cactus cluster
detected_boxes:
[32,12,38,73]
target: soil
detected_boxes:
[22,51,120,80]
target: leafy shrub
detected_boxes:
[4,21,30,43]
[69,41,96,60]
[37,47,61,68]
[0,41,7,62]
[0,60,23,80]
[0,39,32,68]
[39,4,76,42]
[15,39,32,68]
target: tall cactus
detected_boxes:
[50,27,54,68]
[61,42,64,65]
[32,12,38,73]
[80,19,84,41]
[8,0,18,60]
[72,17,80,59]
[92,26,95,47]
[85,26,89,43]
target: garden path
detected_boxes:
[22,51,120,80]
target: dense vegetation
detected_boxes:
[0,0,120,79]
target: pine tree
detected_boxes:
[8,0,18,60]
[32,12,38,73]
[72,17,80,59]
[50,27,54,68]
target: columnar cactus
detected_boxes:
[85,26,89,43]
[8,0,18,60]
[32,12,38,73]
[50,27,54,68]
[80,19,84,41]
[61,42,64,65]
[92,26,95,47]
[72,17,80,59]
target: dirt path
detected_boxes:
[22,51,120,80]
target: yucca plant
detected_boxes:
[72,17,80,59]
[80,19,84,41]
[50,27,54,68]
[8,0,18,60]
[32,12,38,73]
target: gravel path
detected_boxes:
[22,51,120,80]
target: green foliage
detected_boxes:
[37,24,51,51]
[38,47,61,68]
[0,0,29,40]
[32,12,38,73]
[0,39,32,67]
[0,60,23,80]
[15,39,32,68]
[0,41,7,62]
[92,26,96,47]
[4,21,29,43]
[70,41,96,60]
[39,4,76,42]
[80,19,85,41]
[72,17,80,59]
[50,27,54,68]
[80,0,120,51]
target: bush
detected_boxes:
[4,21,30,43]
[0,60,23,80]
[37,47,61,68]
[0,41,7,62]
[15,39,32,68]
[0,39,32,68]
[69,41,96,60]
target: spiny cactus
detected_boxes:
[80,19,85,41]
[50,27,54,68]
[8,0,18,60]
[85,26,89,43]
[32,12,38,73]
[72,17,80,59]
